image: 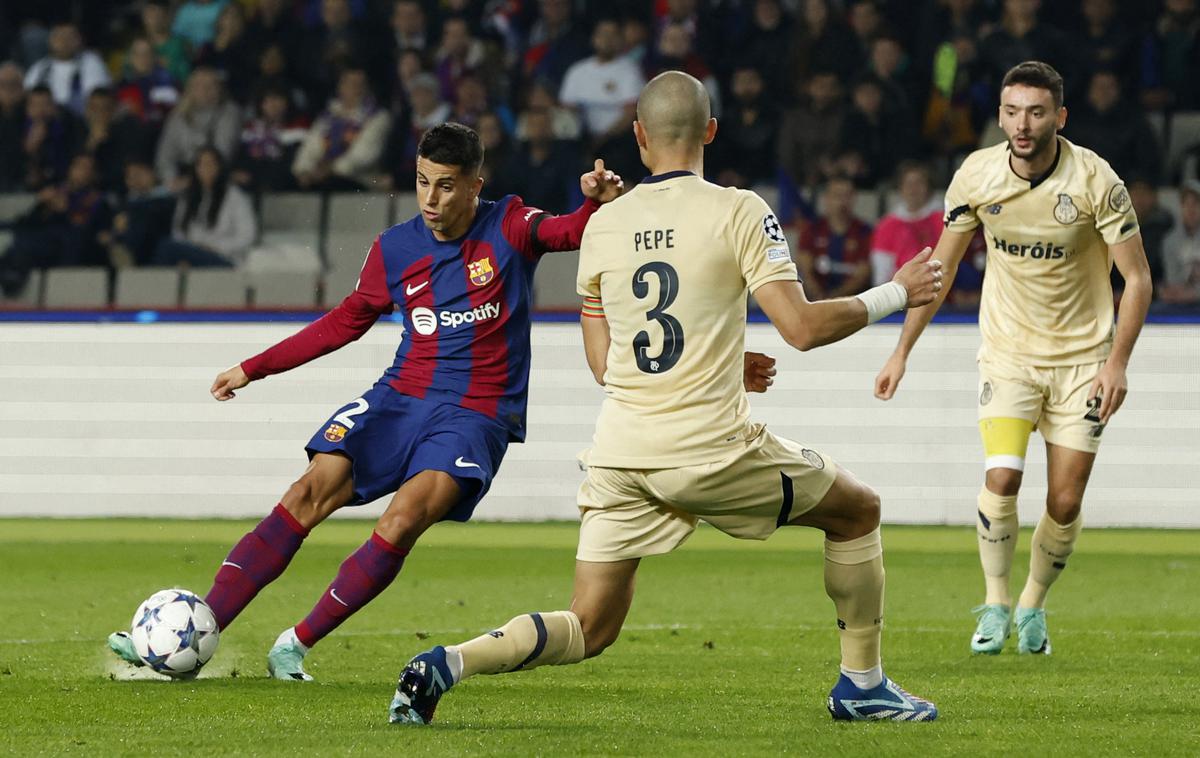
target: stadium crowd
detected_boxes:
[0,0,1199,306]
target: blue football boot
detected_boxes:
[827,674,939,721]
[389,646,455,725]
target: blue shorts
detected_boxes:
[305,384,510,522]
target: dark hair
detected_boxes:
[895,159,930,184]
[181,146,229,230]
[1001,61,1064,108]
[29,84,53,98]
[417,122,483,175]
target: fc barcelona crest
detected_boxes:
[324,423,347,443]
[468,257,495,287]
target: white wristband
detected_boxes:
[855,281,907,324]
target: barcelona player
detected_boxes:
[108,123,626,680]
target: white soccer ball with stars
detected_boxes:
[129,589,220,678]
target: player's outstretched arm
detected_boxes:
[579,158,624,204]
[756,249,944,352]
[873,229,974,400]
[211,364,249,401]
[505,162,622,256]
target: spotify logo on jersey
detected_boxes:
[411,307,438,335]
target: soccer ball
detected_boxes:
[129,589,220,678]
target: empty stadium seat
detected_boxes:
[183,269,247,308]
[321,265,362,308]
[0,269,41,308]
[43,267,109,308]
[392,192,418,224]
[250,271,320,308]
[325,193,392,271]
[0,193,36,223]
[113,268,181,309]
[533,250,580,310]
[258,193,322,269]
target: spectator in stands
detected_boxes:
[1125,177,1171,289]
[1064,70,1161,184]
[20,85,80,191]
[922,31,986,168]
[732,0,793,98]
[293,67,391,191]
[794,175,873,300]
[80,88,144,195]
[0,153,111,297]
[658,0,715,56]
[22,22,111,115]
[496,107,578,212]
[390,0,429,56]
[788,0,860,85]
[946,230,988,308]
[559,17,644,180]
[621,16,651,67]
[1072,0,1137,91]
[296,0,379,108]
[250,43,310,117]
[1160,180,1200,304]
[648,22,721,117]
[869,35,920,126]
[434,16,486,102]
[0,62,26,192]
[116,38,181,140]
[246,0,303,57]
[519,79,580,141]
[869,160,942,285]
[376,71,447,190]
[978,0,1069,97]
[152,146,257,268]
[522,0,589,90]
[778,70,845,188]
[155,67,241,187]
[710,66,777,188]
[1141,0,1200,111]
[451,75,511,132]
[847,0,883,61]
[839,75,913,188]
[141,0,192,84]
[196,2,257,103]
[477,111,511,190]
[106,159,175,268]
[172,0,228,51]
[233,86,307,193]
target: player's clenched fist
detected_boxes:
[580,158,624,203]
[743,351,777,393]
[211,364,250,401]
[892,247,944,308]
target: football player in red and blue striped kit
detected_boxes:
[107,123,626,680]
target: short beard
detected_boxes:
[1010,129,1056,161]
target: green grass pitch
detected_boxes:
[1,519,1197,756]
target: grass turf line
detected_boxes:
[1,520,1197,756]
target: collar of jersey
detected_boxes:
[1007,137,1062,189]
[641,170,695,184]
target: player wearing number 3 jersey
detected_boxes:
[390,72,945,726]
[106,123,626,681]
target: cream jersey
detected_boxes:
[577,171,798,467]
[943,136,1139,366]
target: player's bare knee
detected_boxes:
[848,485,881,537]
[375,503,433,549]
[985,468,1023,497]
[1045,492,1082,525]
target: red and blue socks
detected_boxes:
[204,504,310,629]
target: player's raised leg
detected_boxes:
[390,558,638,724]
[107,453,353,668]
[788,470,937,721]
[268,470,462,680]
[1015,442,1091,655]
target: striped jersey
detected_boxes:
[241,195,598,441]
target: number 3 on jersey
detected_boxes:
[632,261,684,374]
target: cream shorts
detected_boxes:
[576,424,839,562]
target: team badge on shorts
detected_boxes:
[801,448,825,470]
[762,213,786,243]
[1053,194,1079,224]
[980,381,993,406]
[324,423,347,443]
[468,257,495,287]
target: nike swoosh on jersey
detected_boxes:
[454,457,481,469]
[405,281,429,295]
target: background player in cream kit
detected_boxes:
[875,62,1154,656]
[390,71,947,725]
